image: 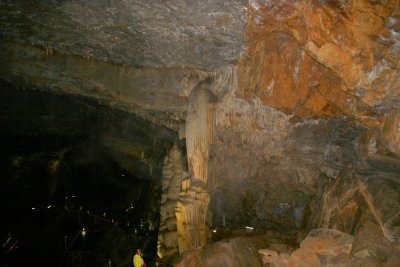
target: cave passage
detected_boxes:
[0,82,176,267]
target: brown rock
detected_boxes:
[274,253,290,267]
[300,228,354,256]
[348,257,383,267]
[288,249,321,267]
[381,110,400,155]
[383,245,400,267]
[339,201,362,234]
[358,175,400,242]
[352,221,394,262]
[174,236,266,267]
[258,248,279,264]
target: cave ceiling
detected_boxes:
[0,0,398,124]
[0,0,247,130]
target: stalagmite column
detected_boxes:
[176,79,216,253]
[176,181,210,254]
[157,144,188,261]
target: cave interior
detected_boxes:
[1,1,400,267]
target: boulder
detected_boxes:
[175,236,267,267]
[300,228,354,256]
[258,248,279,264]
[285,228,354,267]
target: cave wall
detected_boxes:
[205,0,399,235]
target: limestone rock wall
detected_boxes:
[242,0,399,114]
[208,80,366,231]
[381,110,400,155]
[308,122,400,243]
[358,174,400,242]
[205,0,400,236]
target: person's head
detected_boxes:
[136,248,142,255]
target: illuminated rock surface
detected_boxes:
[0,0,399,266]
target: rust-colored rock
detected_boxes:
[288,249,321,267]
[238,0,398,123]
[300,228,354,256]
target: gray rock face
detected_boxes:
[0,0,247,130]
[0,0,246,70]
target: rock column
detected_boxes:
[157,144,187,261]
[176,79,215,253]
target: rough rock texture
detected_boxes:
[206,0,399,245]
[241,0,400,114]
[0,0,246,69]
[175,235,268,267]
[276,228,354,267]
[0,0,246,130]
[300,228,354,256]
[381,110,400,155]
[175,179,210,254]
[258,226,400,267]
[0,0,400,265]
[181,0,400,263]
[158,144,188,261]
[173,79,216,254]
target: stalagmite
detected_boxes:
[174,79,216,253]
[157,144,188,261]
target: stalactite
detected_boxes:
[186,79,216,183]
